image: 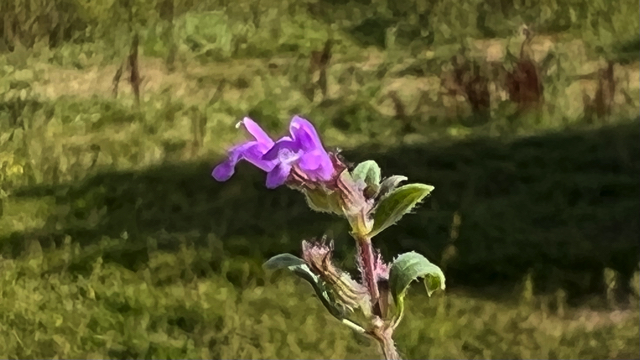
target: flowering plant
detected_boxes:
[213,116,445,360]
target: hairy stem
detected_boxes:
[379,336,402,360]
[356,235,380,315]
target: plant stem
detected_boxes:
[379,336,401,360]
[356,234,401,360]
[355,234,380,315]
[369,320,402,360]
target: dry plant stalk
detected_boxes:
[413,89,432,117]
[112,33,143,104]
[2,12,16,50]
[503,27,544,112]
[440,53,491,118]
[385,91,413,132]
[190,108,207,158]
[129,33,142,106]
[157,0,176,71]
[594,61,615,119]
[464,62,491,117]
[583,61,617,122]
[112,62,124,98]
[309,38,334,99]
[440,54,468,117]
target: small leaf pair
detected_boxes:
[351,160,434,238]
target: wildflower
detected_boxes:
[262,116,335,188]
[212,117,280,182]
[212,116,336,189]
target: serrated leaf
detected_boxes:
[368,183,434,237]
[263,254,345,319]
[376,175,408,200]
[389,252,446,297]
[388,251,445,325]
[352,160,381,186]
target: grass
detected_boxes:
[1,243,638,359]
[1,0,640,358]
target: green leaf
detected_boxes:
[263,254,346,319]
[303,188,332,214]
[377,175,408,200]
[388,251,445,324]
[352,160,382,186]
[368,183,434,237]
[263,253,306,269]
[303,188,344,215]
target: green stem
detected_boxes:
[391,299,404,329]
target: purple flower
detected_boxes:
[212,115,335,189]
[262,116,335,188]
[211,117,281,182]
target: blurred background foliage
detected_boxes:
[0,0,639,358]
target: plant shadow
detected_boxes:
[3,120,639,303]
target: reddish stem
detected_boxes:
[357,236,380,314]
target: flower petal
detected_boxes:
[266,163,292,189]
[299,151,334,180]
[243,142,278,172]
[240,117,274,146]
[211,141,269,182]
[298,151,323,171]
[289,115,324,152]
[212,159,236,181]
[262,137,300,162]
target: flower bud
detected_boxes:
[336,170,374,235]
[301,239,370,315]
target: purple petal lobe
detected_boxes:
[266,163,292,188]
[212,160,235,181]
[287,116,334,181]
[262,138,300,162]
[211,139,278,182]
[298,152,323,171]
[290,116,324,152]
[241,117,273,146]
[299,151,334,180]
[211,142,254,182]
[243,142,278,172]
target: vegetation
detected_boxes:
[1,0,639,358]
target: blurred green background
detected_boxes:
[0,0,639,358]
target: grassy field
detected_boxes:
[1,0,639,358]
